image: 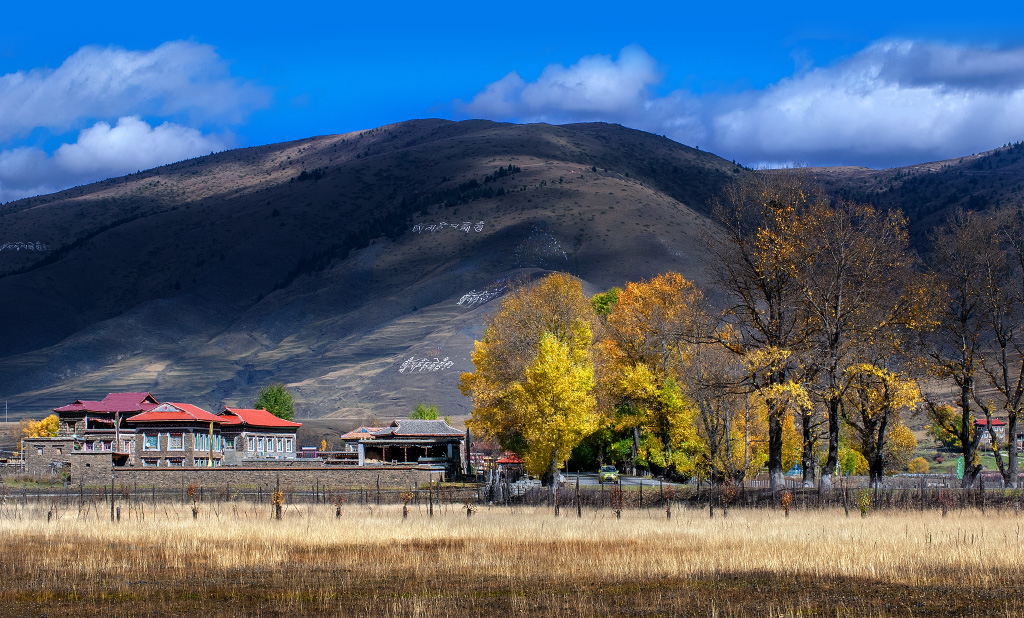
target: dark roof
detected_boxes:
[372,419,464,438]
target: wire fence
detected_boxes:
[1,473,1022,521]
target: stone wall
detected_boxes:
[108,465,436,490]
[23,437,74,476]
[71,452,116,486]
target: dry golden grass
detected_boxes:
[1,502,1023,616]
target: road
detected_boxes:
[565,472,684,487]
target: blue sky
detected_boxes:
[2,0,1024,201]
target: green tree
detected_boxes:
[590,287,621,317]
[253,384,295,421]
[410,403,439,420]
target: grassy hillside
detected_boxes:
[0,120,737,419]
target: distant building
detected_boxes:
[337,419,466,472]
[23,393,302,475]
[975,418,1007,447]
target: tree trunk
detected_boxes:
[768,399,784,492]
[960,382,983,488]
[868,456,884,488]
[801,409,816,487]
[820,394,841,493]
[1009,414,1019,488]
[549,456,559,505]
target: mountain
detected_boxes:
[795,141,1024,245]
[0,119,740,421]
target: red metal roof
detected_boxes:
[975,418,1007,426]
[220,407,302,428]
[55,392,159,414]
[340,427,384,440]
[54,400,93,413]
[100,392,159,412]
[127,403,221,424]
[496,452,524,464]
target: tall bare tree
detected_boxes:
[975,208,1024,487]
[793,198,928,490]
[926,210,998,488]
[711,172,813,491]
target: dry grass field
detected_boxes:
[1,502,1022,617]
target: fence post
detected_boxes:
[576,476,581,518]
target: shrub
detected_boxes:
[908,457,930,474]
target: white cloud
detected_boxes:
[0,117,230,202]
[0,41,269,141]
[462,45,662,122]
[459,41,1024,168]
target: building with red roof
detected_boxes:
[25,393,303,474]
[217,407,302,463]
[975,417,1007,446]
[125,403,229,468]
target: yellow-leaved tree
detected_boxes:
[19,414,59,454]
[21,414,59,439]
[610,363,701,478]
[600,273,709,479]
[461,273,601,495]
[841,363,921,485]
[508,331,598,480]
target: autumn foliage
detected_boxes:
[460,175,1015,488]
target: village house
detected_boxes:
[126,403,227,468]
[23,393,303,474]
[975,418,1007,447]
[216,407,303,464]
[338,419,467,472]
[24,393,471,484]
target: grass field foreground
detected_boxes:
[1,503,1023,616]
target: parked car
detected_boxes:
[599,465,619,484]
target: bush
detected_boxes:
[839,447,869,476]
[908,456,930,474]
[410,403,439,420]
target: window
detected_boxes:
[168,433,184,450]
[267,438,275,453]
[36,447,43,455]
[122,440,133,453]
[142,458,159,467]
[285,438,293,453]
[193,457,207,467]
[258,437,265,453]
[277,438,284,452]
[144,433,159,451]
[102,441,112,451]
[247,437,255,452]
[55,447,62,455]
[167,458,184,467]
[224,436,235,450]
